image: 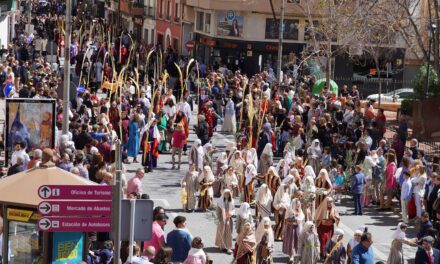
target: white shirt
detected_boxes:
[411,174,427,197]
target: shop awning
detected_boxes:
[0,166,98,207]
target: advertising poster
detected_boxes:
[265,19,299,40]
[5,99,56,166]
[52,232,84,264]
[217,10,244,38]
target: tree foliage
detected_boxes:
[413,63,440,99]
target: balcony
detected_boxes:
[131,2,145,17]
[174,17,180,23]
[144,6,155,18]
[120,0,145,17]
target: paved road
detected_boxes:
[123,107,421,263]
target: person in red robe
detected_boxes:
[314,197,340,261]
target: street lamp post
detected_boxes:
[276,0,285,83]
[425,23,436,99]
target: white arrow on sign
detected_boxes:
[38,186,52,199]
[38,202,52,215]
[38,218,51,231]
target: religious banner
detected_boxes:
[5,99,56,166]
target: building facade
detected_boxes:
[183,0,407,94]
[156,0,182,52]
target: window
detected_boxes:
[175,3,180,22]
[265,18,299,40]
[144,29,149,43]
[196,12,204,31]
[304,20,325,41]
[160,0,164,18]
[167,0,171,20]
[205,13,211,33]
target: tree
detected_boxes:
[391,0,440,78]
[297,0,404,102]
[413,63,440,99]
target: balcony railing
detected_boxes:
[174,17,180,23]
[144,6,155,18]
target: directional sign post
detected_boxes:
[38,217,112,232]
[38,201,113,216]
[37,185,113,232]
[38,185,112,200]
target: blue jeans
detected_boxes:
[354,193,362,214]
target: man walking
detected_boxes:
[127,168,145,197]
[351,232,374,264]
[166,216,192,263]
[351,165,366,215]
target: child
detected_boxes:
[333,165,346,203]
[400,171,412,224]
[324,228,346,264]
[321,146,332,169]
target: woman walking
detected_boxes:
[215,189,235,254]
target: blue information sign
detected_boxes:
[52,232,84,264]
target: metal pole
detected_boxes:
[113,141,123,264]
[116,0,121,34]
[426,36,432,99]
[128,199,136,263]
[62,0,72,134]
[276,0,285,83]
[2,205,8,264]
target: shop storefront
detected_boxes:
[195,33,305,76]
[0,166,99,263]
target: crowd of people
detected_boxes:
[0,1,440,264]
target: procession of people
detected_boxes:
[1,2,440,263]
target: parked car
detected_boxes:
[366,88,414,102]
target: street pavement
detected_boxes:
[120,106,421,263]
[0,98,419,263]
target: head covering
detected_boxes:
[193,139,204,155]
[236,223,256,259]
[282,174,295,186]
[199,166,215,183]
[216,152,228,164]
[263,123,272,133]
[246,148,258,168]
[304,165,316,179]
[218,189,235,223]
[318,168,332,188]
[256,184,272,205]
[238,202,251,219]
[314,197,340,226]
[267,166,279,177]
[302,176,316,192]
[331,228,345,243]
[141,117,161,141]
[245,164,257,185]
[301,221,315,236]
[273,184,291,210]
[203,143,213,156]
[349,230,363,248]
[309,139,321,158]
[262,143,273,157]
[392,223,407,240]
[255,217,274,248]
[276,159,290,179]
[286,198,305,221]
